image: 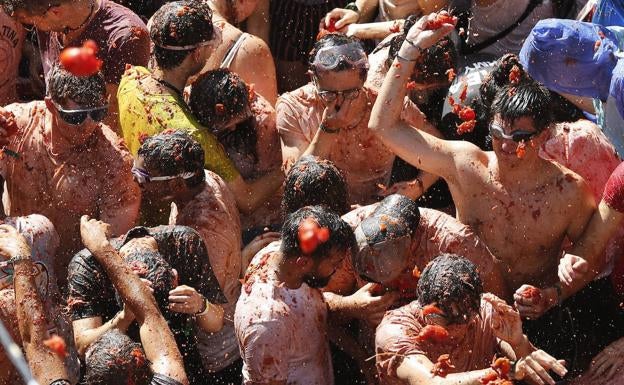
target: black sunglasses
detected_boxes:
[53,103,108,125]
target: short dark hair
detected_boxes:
[490,79,554,132]
[2,0,61,16]
[189,68,251,128]
[122,249,175,311]
[386,15,457,84]
[47,64,106,108]
[417,254,483,321]
[151,1,214,69]
[138,130,206,188]
[282,155,349,216]
[281,206,356,261]
[359,194,420,245]
[85,330,151,385]
[308,33,367,80]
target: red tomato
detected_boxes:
[59,40,102,77]
[298,218,320,254]
[422,304,444,317]
[492,357,511,377]
[417,324,449,343]
[43,335,67,358]
[425,12,457,30]
[327,18,338,32]
[456,120,476,135]
[458,106,476,121]
[508,65,521,85]
[521,286,541,300]
[316,227,330,243]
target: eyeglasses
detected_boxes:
[311,42,369,71]
[489,122,538,143]
[313,78,362,103]
[131,166,198,186]
[53,102,108,125]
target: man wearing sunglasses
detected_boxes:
[278,33,436,206]
[0,65,139,289]
[1,0,150,132]
[376,254,567,385]
[134,130,249,383]
[370,14,599,375]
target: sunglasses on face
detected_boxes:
[489,122,538,143]
[53,102,108,125]
[131,167,198,186]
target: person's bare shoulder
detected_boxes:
[549,162,594,203]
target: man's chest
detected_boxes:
[7,149,104,214]
[460,184,569,259]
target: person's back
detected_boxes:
[118,66,241,182]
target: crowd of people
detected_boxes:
[1,0,624,384]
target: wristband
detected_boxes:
[344,2,360,15]
[403,38,426,56]
[7,254,31,265]
[195,298,210,316]
[320,122,341,133]
[553,282,562,306]
[396,52,419,62]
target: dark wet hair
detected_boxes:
[1,0,61,16]
[308,33,367,80]
[122,249,175,311]
[417,254,483,321]
[85,330,151,385]
[360,194,420,245]
[188,68,257,161]
[151,0,214,69]
[491,79,554,133]
[138,130,206,188]
[282,155,349,216]
[47,65,106,108]
[385,15,457,84]
[281,206,356,261]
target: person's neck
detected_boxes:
[496,154,547,188]
[273,253,305,289]
[174,182,204,211]
[153,67,190,95]
[62,0,98,43]
[208,0,232,23]
[48,114,80,155]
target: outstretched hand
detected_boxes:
[558,253,589,286]
[348,282,399,325]
[404,11,456,53]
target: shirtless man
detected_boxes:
[369,14,595,294]
[369,14,596,373]
[0,65,140,286]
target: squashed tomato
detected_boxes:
[59,40,102,77]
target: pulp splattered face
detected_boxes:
[303,249,347,288]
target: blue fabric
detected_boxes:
[594,0,624,27]
[520,18,620,100]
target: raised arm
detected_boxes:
[368,13,470,183]
[0,225,68,385]
[79,216,189,385]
